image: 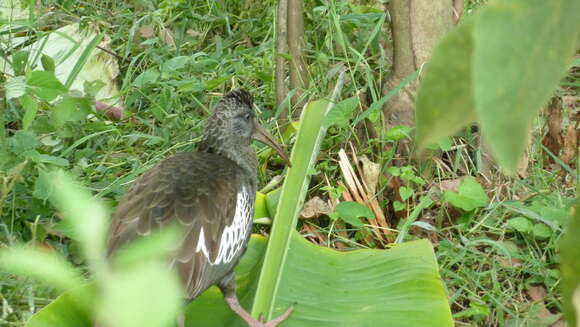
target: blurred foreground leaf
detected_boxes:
[416,0,580,173]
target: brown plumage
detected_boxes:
[105,89,293,327]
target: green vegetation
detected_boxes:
[1,0,578,326]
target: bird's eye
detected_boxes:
[243,113,251,121]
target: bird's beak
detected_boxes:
[252,121,292,167]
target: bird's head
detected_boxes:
[200,89,291,167]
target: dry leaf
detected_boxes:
[561,95,578,108]
[549,319,567,327]
[438,178,462,192]
[498,257,523,268]
[186,29,202,38]
[139,25,155,38]
[300,196,331,219]
[561,121,578,165]
[527,285,546,301]
[160,28,175,47]
[359,155,380,194]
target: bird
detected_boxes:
[105,89,293,327]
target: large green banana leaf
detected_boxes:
[28,232,452,327]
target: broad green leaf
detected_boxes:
[443,177,489,211]
[51,96,91,128]
[334,201,375,227]
[8,130,40,153]
[132,69,160,87]
[416,20,476,150]
[0,247,83,292]
[532,223,552,240]
[12,50,29,76]
[27,71,68,101]
[393,200,405,212]
[399,186,414,201]
[27,234,453,327]
[507,217,532,233]
[473,0,580,172]
[41,54,56,72]
[111,228,181,269]
[20,93,39,130]
[323,96,359,128]
[386,125,412,141]
[560,200,580,326]
[98,263,182,327]
[48,171,107,266]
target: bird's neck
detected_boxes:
[199,138,258,182]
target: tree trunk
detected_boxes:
[382,0,454,128]
[275,0,289,121]
[287,0,308,119]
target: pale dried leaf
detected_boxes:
[300,196,331,219]
[498,257,523,268]
[549,319,566,327]
[561,123,578,165]
[186,29,202,38]
[561,95,578,109]
[438,178,462,192]
[527,285,547,301]
[139,25,155,38]
[359,155,380,195]
[160,28,175,47]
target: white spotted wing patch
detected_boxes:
[195,186,252,265]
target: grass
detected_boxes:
[0,0,577,326]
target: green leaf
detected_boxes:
[48,171,107,265]
[38,154,70,167]
[560,200,580,326]
[27,234,454,327]
[532,223,552,240]
[8,130,40,153]
[399,186,414,201]
[41,54,56,72]
[20,94,39,130]
[51,96,91,128]
[393,200,406,212]
[0,247,83,292]
[473,0,580,172]
[132,69,159,87]
[253,192,269,220]
[252,97,333,318]
[13,50,30,76]
[507,217,532,233]
[323,96,359,128]
[443,177,489,211]
[33,170,54,201]
[335,201,375,227]
[416,19,476,150]
[385,125,412,141]
[98,263,182,327]
[27,71,68,101]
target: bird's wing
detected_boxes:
[107,152,253,297]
